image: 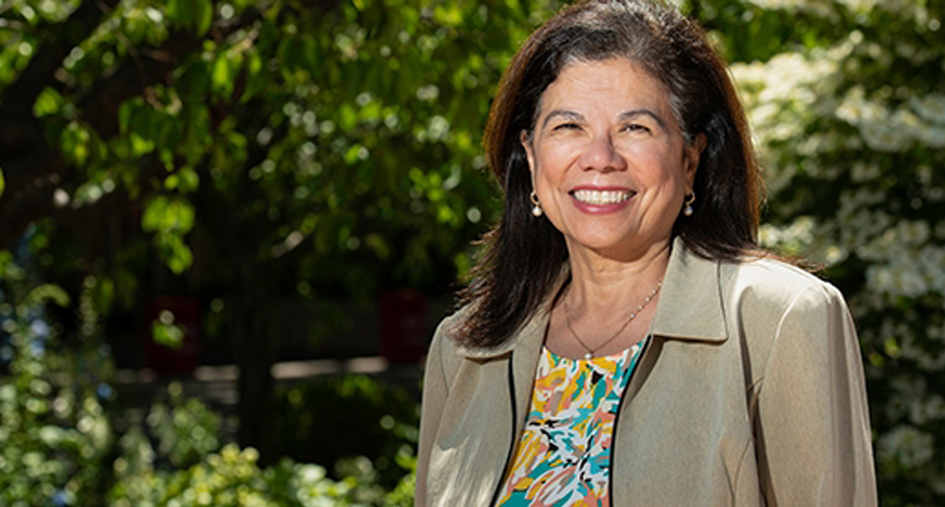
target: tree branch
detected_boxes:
[79,7,263,139]
[0,5,266,249]
[0,0,120,127]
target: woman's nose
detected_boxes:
[578,135,627,173]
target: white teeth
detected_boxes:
[571,189,633,205]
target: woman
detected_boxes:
[416,1,876,505]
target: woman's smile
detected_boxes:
[570,186,636,213]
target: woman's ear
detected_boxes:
[684,133,707,188]
[520,129,536,176]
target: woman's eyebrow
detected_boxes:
[540,109,668,130]
[618,109,667,129]
[541,110,585,129]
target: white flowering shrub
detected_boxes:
[723,0,945,502]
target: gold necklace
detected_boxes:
[563,281,662,360]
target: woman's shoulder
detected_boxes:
[426,304,474,364]
[431,304,474,342]
[720,255,848,313]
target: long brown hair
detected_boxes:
[458,0,762,349]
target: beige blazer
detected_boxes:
[416,239,877,506]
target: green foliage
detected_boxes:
[382,460,417,507]
[109,444,356,507]
[1,258,415,505]
[0,0,572,486]
[0,340,110,506]
[0,276,112,506]
[104,380,417,507]
[3,0,571,293]
[106,380,395,507]
[146,383,221,467]
[272,375,418,491]
[141,196,196,274]
[166,0,213,36]
[150,308,186,349]
[151,320,185,349]
[0,298,411,506]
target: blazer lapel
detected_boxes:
[649,237,727,343]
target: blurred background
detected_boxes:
[0,0,942,505]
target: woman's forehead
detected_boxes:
[536,58,675,121]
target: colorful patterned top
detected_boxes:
[495,339,647,507]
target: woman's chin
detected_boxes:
[565,234,668,260]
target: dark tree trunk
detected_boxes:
[193,161,287,464]
[231,258,281,464]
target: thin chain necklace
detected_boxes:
[563,281,662,360]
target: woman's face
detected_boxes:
[522,57,704,260]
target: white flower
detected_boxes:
[910,94,945,124]
[915,124,945,148]
[860,121,912,151]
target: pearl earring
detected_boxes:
[683,192,696,216]
[530,191,543,217]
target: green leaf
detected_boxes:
[165,0,193,30]
[177,167,200,193]
[60,121,93,167]
[130,133,156,156]
[142,196,195,234]
[211,55,234,96]
[33,87,64,117]
[152,321,185,349]
[195,0,213,36]
[338,103,358,131]
[164,174,180,190]
[118,100,134,134]
[28,284,71,307]
[156,234,194,274]
[242,52,264,102]
[178,62,211,100]
[0,166,4,199]
[182,105,211,165]
[92,277,115,314]
[164,167,199,193]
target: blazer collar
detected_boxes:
[456,237,727,359]
[455,291,555,359]
[649,236,727,343]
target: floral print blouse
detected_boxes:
[496,340,647,507]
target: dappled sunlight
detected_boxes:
[1,0,943,504]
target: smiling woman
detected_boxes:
[415,1,877,506]
[522,58,704,265]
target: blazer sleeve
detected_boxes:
[415,319,451,507]
[754,283,877,506]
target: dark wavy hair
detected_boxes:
[457,0,761,349]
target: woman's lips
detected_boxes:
[569,186,635,214]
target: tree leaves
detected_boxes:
[142,196,196,274]
[32,88,64,118]
[166,0,213,36]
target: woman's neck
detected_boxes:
[564,239,671,312]
[545,239,671,359]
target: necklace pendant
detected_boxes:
[563,279,663,365]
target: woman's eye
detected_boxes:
[553,122,581,131]
[622,123,651,133]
